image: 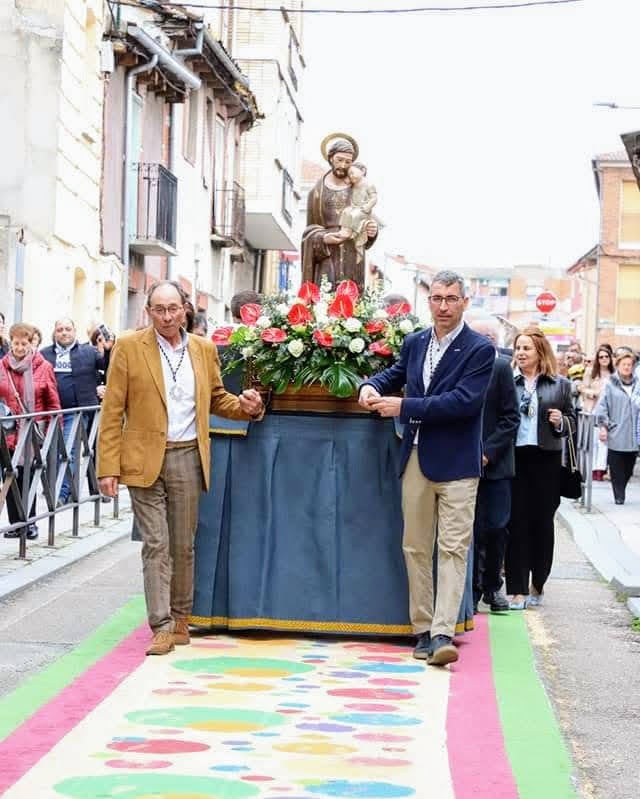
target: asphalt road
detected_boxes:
[1,526,639,798]
[0,537,142,698]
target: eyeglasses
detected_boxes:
[149,304,183,316]
[429,295,463,306]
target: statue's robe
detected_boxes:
[301,173,377,288]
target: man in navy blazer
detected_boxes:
[360,270,494,666]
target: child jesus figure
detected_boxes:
[323,163,378,263]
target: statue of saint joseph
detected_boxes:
[301,135,378,289]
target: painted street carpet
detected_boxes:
[0,597,578,798]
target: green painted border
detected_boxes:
[489,613,579,799]
[0,595,146,742]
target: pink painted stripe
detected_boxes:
[0,624,148,795]
[447,614,519,798]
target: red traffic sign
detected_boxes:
[535,291,557,314]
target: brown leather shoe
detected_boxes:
[173,618,190,646]
[146,630,175,656]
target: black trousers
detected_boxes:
[473,477,511,600]
[607,449,637,503]
[505,446,561,596]
[5,465,36,531]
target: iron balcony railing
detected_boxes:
[131,163,178,253]
[212,181,245,244]
[0,406,119,558]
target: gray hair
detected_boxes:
[430,270,465,297]
[146,280,189,307]
[467,314,500,343]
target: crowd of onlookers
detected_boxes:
[0,311,116,540]
[557,339,640,505]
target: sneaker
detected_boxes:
[173,618,191,646]
[483,590,510,613]
[3,530,20,539]
[26,524,39,540]
[528,593,544,608]
[427,635,458,667]
[412,631,431,660]
[146,630,175,656]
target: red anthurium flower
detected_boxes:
[313,329,333,347]
[365,319,387,335]
[335,280,360,302]
[287,303,313,325]
[298,281,321,304]
[369,340,393,357]
[211,326,233,345]
[240,303,262,325]
[386,301,411,317]
[328,295,354,319]
[260,327,287,344]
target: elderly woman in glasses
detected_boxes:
[0,323,61,539]
[505,327,575,609]
[594,350,640,505]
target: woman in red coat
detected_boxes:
[0,323,61,539]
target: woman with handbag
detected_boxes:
[594,351,639,505]
[505,327,575,610]
[577,345,614,480]
[0,323,61,539]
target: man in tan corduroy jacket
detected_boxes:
[98,280,263,655]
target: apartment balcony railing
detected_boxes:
[130,163,178,257]
[211,181,246,245]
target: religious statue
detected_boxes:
[301,133,379,289]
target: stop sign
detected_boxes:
[535,291,557,314]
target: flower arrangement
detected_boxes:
[211,279,422,398]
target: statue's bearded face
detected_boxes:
[330,151,354,179]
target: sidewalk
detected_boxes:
[558,474,640,618]
[0,490,133,601]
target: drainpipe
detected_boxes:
[120,54,158,331]
[127,25,202,91]
[173,23,205,59]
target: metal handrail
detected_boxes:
[0,405,119,558]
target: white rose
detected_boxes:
[349,337,365,354]
[256,315,272,328]
[276,303,289,315]
[287,339,304,358]
[314,301,328,323]
[241,346,255,359]
[372,309,389,320]
[343,317,362,333]
[399,319,414,334]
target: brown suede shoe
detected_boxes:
[146,630,175,656]
[173,618,190,646]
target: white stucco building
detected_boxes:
[0,0,122,338]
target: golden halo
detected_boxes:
[320,132,359,162]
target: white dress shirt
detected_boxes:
[422,320,466,393]
[155,331,197,442]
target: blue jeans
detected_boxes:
[59,411,94,502]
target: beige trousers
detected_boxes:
[128,443,202,633]
[402,449,478,638]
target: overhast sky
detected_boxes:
[300,0,640,273]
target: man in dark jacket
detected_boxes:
[359,270,494,667]
[41,318,103,504]
[468,318,519,612]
